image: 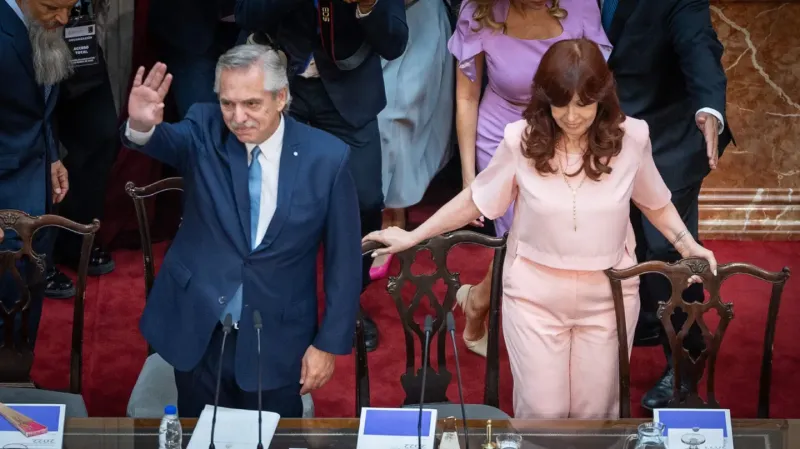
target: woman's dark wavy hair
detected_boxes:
[521,38,625,181]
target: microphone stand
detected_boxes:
[253,310,264,449]
[447,312,470,449]
[210,314,233,449]
[418,315,433,449]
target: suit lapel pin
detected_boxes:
[293,151,298,156]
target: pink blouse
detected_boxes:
[471,117,672,271]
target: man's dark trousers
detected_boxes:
[52,48,119,263]
[288,76,383,290]
[630,181,705,359]
[174,324,303,418]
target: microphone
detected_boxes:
[418,315,433,449]
[447,312,470,449]
[253,310,264,449]
[210,314,234,449]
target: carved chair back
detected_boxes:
[361,231,507,410]
[125,177,184,299]
[0,211,99,393]
[606,258,790,418]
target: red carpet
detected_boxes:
[31,236,799,419]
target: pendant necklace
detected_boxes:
[557,151,587,231]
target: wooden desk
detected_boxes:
[63,418,797,448]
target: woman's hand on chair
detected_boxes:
[678,241,718,284]
[363,226,418,257]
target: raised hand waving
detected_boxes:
[128,62,173,132]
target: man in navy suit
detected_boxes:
[236,0,409,351]
[0,0,73,347]
[121,44,362,418]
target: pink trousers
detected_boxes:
[501,248,640,419]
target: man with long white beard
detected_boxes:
[0,0,75,349]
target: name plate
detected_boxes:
[357,407,438,449]
[654,408,733,449]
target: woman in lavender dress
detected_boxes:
[449,0,611,356]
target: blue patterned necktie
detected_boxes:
[222,146,263,323]
[601,0,619,34]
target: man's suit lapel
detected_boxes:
[607,0,638,47]
[256,116,300,251]
[225,134,253,248]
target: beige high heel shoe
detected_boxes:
[455,284,488,357]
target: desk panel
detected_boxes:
[61,418,797,449]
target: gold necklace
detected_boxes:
[557,154,587,231]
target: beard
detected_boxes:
[25,12,74,86]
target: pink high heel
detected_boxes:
[369,254,394,280]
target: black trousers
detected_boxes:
[52,48,119,262]
[173,325,303,418]
[288,77,383,290]
[630,181,704,359]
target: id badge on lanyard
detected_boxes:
[63,0,99,67]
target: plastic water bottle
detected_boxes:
[159,405,182,449]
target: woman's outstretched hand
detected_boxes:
[362,226,419,258]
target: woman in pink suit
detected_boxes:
[364,39,717,418]
[449,0,611,358]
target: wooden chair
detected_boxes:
[0,211,99,418]
[606,258,791,418]
[359,231,509,419]
[124,178,184,418]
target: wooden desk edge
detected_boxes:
[65,417,797,432]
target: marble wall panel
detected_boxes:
[701,2,799,240]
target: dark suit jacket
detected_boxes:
[235,0,408,128]
[605,0,733,191]
[0,1,59,228]
[121,106,363,391]
[148,0,234,55]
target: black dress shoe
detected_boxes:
[86,247,115,276]
[44,267,75,299]
[63,247,115,276]
[641,367,689,410]
[362,315,379,352]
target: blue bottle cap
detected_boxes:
[164,405,177,415]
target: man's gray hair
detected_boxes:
[213,44,291,105]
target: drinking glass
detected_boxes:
[496,432,523,449]
[624,422,667,449]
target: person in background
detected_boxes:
[370,0,454,280]
[121,45,363,417]
[235,0,408,352]
[148,0,239,117]
[599,0,732,409]
[0,0,74,346]
[44,0,117,300]
[448,0,609,356]
[365,39,717,419]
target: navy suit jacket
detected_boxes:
[148,0,233,55]
[605,0,733,191]
[235,0,408,128]
[0,1,59,231]
[121,105,363,392]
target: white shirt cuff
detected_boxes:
[125,121,156,145]
[696,108,724,135]
[355,0,377,18]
